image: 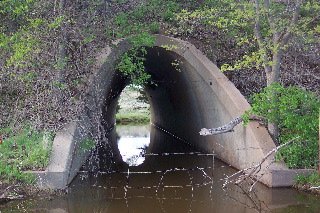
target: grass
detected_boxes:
[116,112,150,125]
[0,126,53,184]
[295,172,320,187]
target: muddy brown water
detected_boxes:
[1,125,320,213]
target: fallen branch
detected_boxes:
[199,115,267,136]
[0,185,24,204]
[240,138,298,182]
[0,195,24,204]
[223,137,299,191]
[199,116,243,136]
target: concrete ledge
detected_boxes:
[267,168,315,187]
[30,171,68,189]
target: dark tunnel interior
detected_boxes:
[86,46,209,170]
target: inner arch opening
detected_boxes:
[143,46,205,153]
[94,45,208,170]
[116,86,151,166]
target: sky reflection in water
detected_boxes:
[118,136,150,166]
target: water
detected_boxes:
[117,125,150,166]
[1,125,320,213]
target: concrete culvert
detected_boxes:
[35,35,312,189]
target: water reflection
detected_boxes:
[1,125,320,213]
[117,125,150,166]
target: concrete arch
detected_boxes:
[37,35,305,189]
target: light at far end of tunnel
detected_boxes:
[117,125,150,166]
[118,137,150,166]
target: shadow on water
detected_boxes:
[1,125,320,213]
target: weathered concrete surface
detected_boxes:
[34,40,131,189]
[37,35,310,189]
[34,119,95,189]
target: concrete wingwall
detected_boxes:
[35,35,310,189]
[147,36,295,187]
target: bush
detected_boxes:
[248,83,319,169]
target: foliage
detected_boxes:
[0,0,35,21]
[112,0,181,86]
[4,29,40,68]
[173,0,320,76]
[295,173,320,187]
[110,0,179,39]
[0,0,39,68]
[0,0,91,130]
[0,126,53,183]
[116,32,155,86]
[80,138,95,151]
[248,83,319,168]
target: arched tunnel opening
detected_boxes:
[85,46,209,171]
[42,35,283,189]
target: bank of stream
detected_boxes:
[1,124,320,213]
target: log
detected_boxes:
[199,116,243,136]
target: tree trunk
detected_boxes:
[255,0,301,146]
[318,113,320,175]
[266,49,281,86]
[265,50,282,145]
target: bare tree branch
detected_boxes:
[223,137,300,191]
[254,0,272,73]
[280,0,302,46]
[0,185,24,204]
[199,115,266,136]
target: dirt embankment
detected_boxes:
[0,182,65,206]
[294,184,320,196]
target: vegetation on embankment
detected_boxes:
[294,173,320,195]
[0,126,54,203]
[243,84,320,169]
[116,112,149,125]
[0,126,53,184]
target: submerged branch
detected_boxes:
[223,137,299,191]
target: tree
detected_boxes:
[175,0,320,140]
[253,0,301,86]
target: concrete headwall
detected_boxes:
[36,35,309,189]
